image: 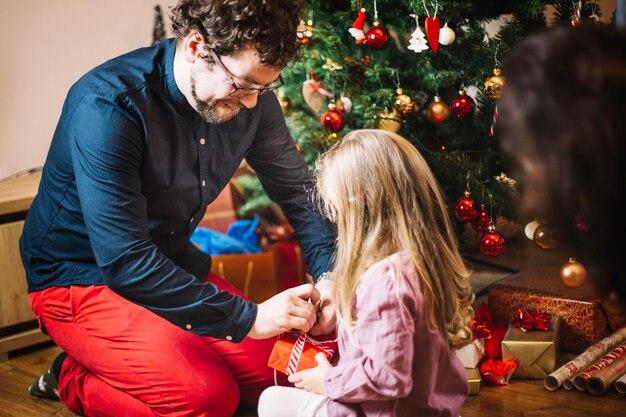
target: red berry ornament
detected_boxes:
[480,224,506,256]
[472,204,494,233]
[450,90,476,119]
[320,104,346,133]
[365,21,390,50]
[454,191,477,222]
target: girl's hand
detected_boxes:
[287,353,333,395]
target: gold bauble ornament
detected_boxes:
[560,257,587,287]
[533,224,558,250]
[425,96,450,124]
[484,68,505,100]
[277,91,288,113]
[327,132,340,141]
[392,88,416,117]
[377,108,402,133]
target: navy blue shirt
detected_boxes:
[20,39,335,342]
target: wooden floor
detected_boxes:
[1,342,624,417]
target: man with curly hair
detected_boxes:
[21,1,336,416]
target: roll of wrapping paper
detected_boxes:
[574,342,626,391]
[562,377,576,390]
[587,353,626,395]
[615,373,626,394]
[544,326,626,391]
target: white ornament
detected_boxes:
[408,24,428,53]
[339,97,352,113]
[439,23,456,45]
[525,219,541,240]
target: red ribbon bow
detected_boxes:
[472,319,492,340]
[511,309,551,331]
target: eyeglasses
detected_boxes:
[209,50,284,98]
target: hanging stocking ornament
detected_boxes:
[302,75,334,115]
[349,5,367,45]
[454,190,477,222]
[408,14,429,53]
[320,103,346,133]
[450,90,476,119]
[438,23,455,45]
[480,223,506,257]
[365,0,390,50]
[423,0,440,53]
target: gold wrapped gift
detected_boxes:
[502,316,560,379]
[465,367,482,395]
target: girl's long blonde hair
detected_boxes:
[315,129,473,348]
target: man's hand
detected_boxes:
[288,352,333,395]
[247,284,320,339]
[309,278,336,336]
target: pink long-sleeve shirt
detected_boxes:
[324,252,468,417]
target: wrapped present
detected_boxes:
[199,183,239,233]
[502,316,560,379]
[456,337,485,368]
[466,367,482,395]
[268,332,337,375]
[488,266,626,352]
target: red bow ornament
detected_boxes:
[511,309,552,331]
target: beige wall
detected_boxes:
[0,0,177,179]
[0,1,617,179]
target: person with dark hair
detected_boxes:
[21,1,335,416]
[498,24,626,307]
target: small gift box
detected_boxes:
[456,337,485,368]
[489,266,626,352]
[502,315,560,379]
[466,367,482,395]
[268,332,337,375]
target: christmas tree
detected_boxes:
[239,0,603,252]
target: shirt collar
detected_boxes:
[163,38,196,117]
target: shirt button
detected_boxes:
[200,138,206,145]
[185,324,192,330]
[202,180,206,187]
[225,335,233,341]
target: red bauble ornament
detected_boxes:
[450,90,476,119]
[365,21,390,50]
[472,204,494,233]
[424,16,440,53]
[480,224,506,256]
[320,104,346,133]
[454,191,477,222]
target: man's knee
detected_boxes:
[173,373,240,417]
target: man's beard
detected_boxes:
[190,70,241,124]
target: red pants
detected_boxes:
[29,273,284,417]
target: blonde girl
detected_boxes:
[259,129,473,417]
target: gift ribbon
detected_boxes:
[284,333,337,375]
[511,309,551,331]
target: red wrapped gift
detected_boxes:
[268,332,337,375]
[488,267,626,352]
